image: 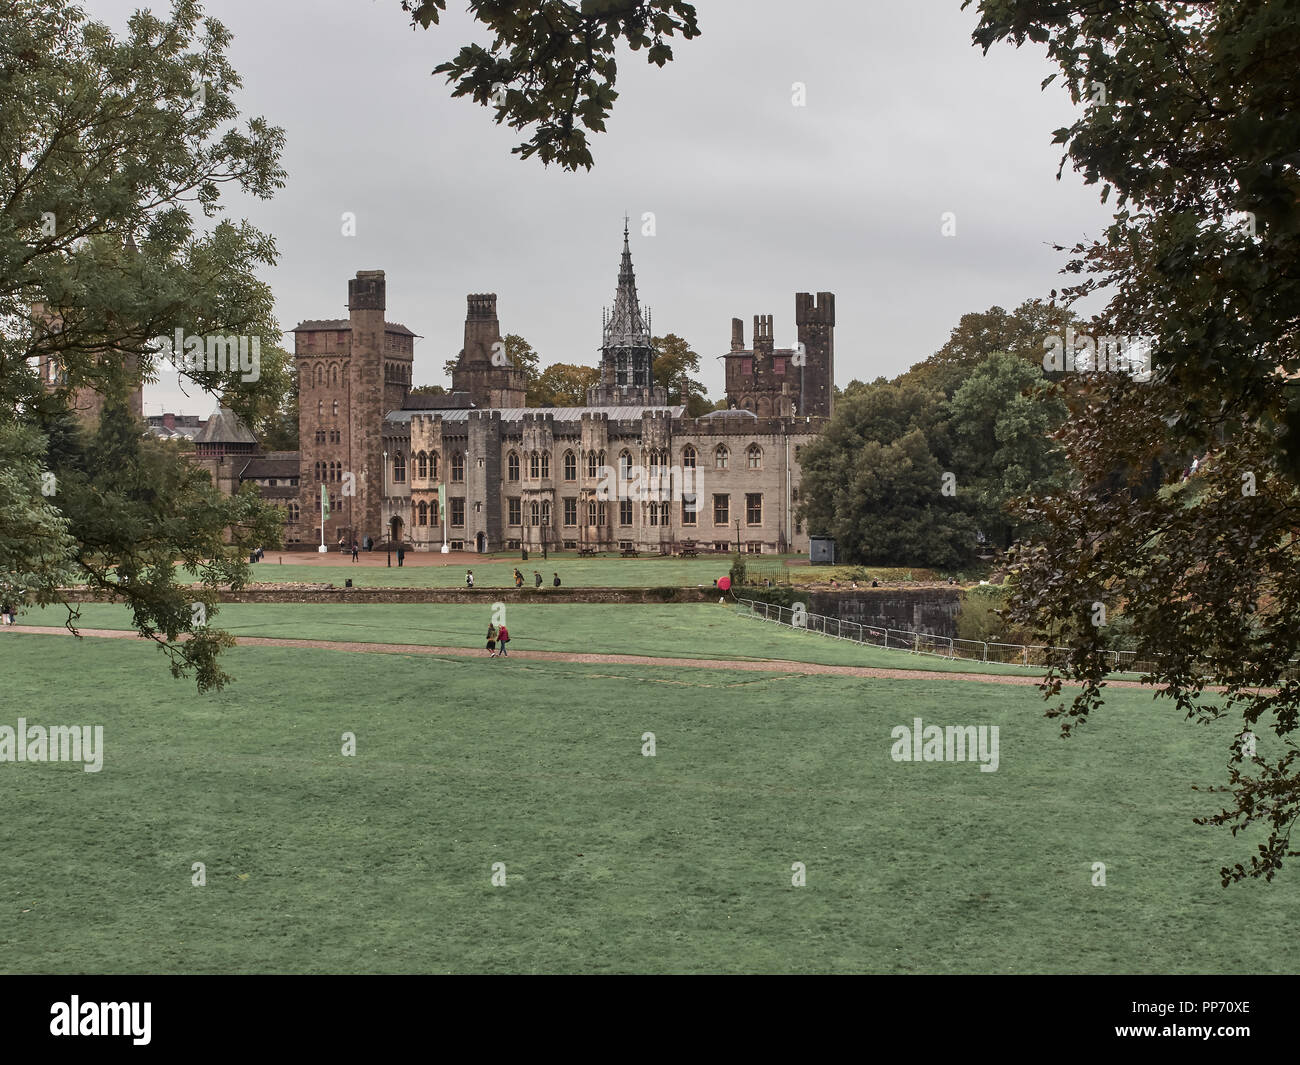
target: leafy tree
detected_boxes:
[532,362,599,406]
[652,333,709,415]
[402,0,700,170]
[967,0,1300,881]
[408,383,447,397]
[798,381,978,567]
[898,299,1079,397]
[945,352,1068,549]
[1,0,288,690]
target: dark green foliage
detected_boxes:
[403,0,700,170]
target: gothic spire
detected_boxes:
[604,218,650,349]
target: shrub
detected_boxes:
[729,553,746,586]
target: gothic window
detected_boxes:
[330,364,339,387]
[540,501,551,525]
[563,450,576,481]
[451,453,464,482]
[417,452,428,478]
[715,445,729,470]
[316,430,325,444]
[313,462,322,481]
[431,453,439,479]
[508,452,520,482]
[315,364,324,387]
[682,445,697,469]
[530,501,540,525]
[417,501,428,526]
[748,444,762,469]
[530,452,540,479]
[588,500,598,527]
[648,502,658,527]
[619,449,633,477]
[317,401,323,417]
[540,452,549,478]
[586,451,598,479]
[393,452,405,483]
[332,400,339,417]
[680,498,696,525]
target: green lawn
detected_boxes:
[1,632,1293,974]
[21,601,1036,675]
[170,555,944,589]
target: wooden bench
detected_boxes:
[621,547,639,557]
[578,547,596,557]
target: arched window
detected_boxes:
[715,445,729,470]
[314,461,322,481]
[330,363,339,387]
[451,452,465,482]
[417,452,428,478]
[530,501,540,525]
[286,502,300,523]
[417,501,428,526]
[619,449,633,477]
[748,444,762,469]
[683,445,697,469]
[317,400,323,417]
[315,364,324,387]
[529,451,540,479]
[586,451,598,479]
[430,499,439,526]
[564,450,577,480]
[508,451,520,481]
[540,501,551,525]
[393,452,406,483]
[332,400,339,417]
[588,500,598,526]
[540,452,550,478]
[431,452,439,479]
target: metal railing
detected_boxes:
[732,597,1161,675]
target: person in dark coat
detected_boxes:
[486,623,497,657]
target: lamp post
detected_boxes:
[383,450,391,567]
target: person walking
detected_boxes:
[533,570,542,588]
[1,600,12,626]
[351,540,359,563]
[513,568,524,589]
[397,545,405,567]
[486,622,498,657]
[552,572,561,587]
[497,622,510,656]
[466,569,475,588]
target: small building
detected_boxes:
[809,535,836,565]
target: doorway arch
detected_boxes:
[476,532,486,553]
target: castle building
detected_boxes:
[289,232,835,554]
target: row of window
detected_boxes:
[405,494,763,529]
[388,444,768,484]
[314,429,342,444]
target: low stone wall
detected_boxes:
[808,588,964,638]
[61,585,719,605]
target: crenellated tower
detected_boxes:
[451,293,526,408]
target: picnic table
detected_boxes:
[679,541,698,558]
[578,546,597,557]
[621,547,640,557]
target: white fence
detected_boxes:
[733,597,1160,675]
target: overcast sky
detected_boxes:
[83,0,1114,417]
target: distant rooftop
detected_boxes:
[384,404,685,425]
[293,319,417,336]
[194,406,257,445]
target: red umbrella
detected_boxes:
[718,576,732,592]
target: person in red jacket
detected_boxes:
[496,623,510,656]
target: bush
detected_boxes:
[729,553,746,586]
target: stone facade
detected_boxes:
[289,233,834,554]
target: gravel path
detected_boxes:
[5,624,1159,690]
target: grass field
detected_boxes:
[168,555,952,589]
[2,630,1293,974]
[20,601,1035,675]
